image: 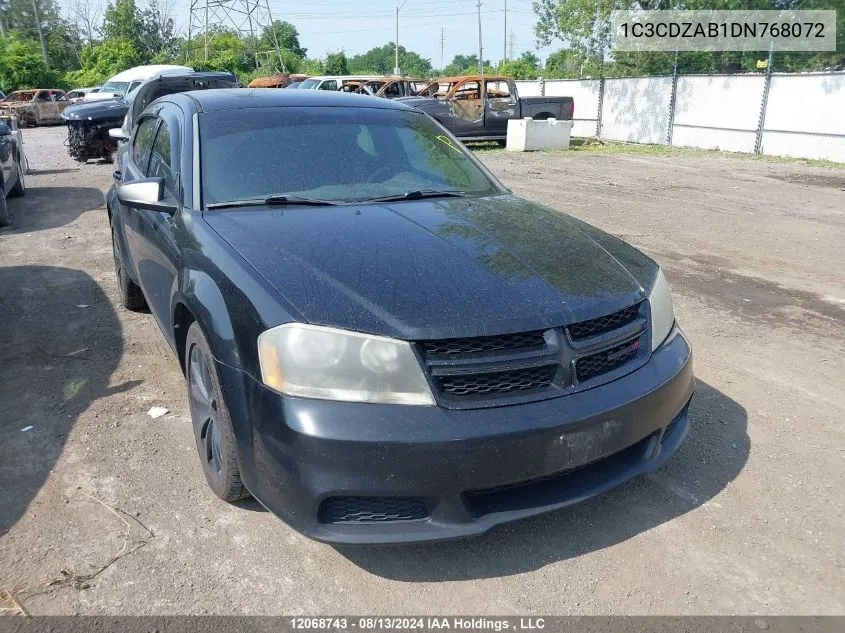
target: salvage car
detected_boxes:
[299,75,383,91]
[0,117,26,227]
[248,73,309,88]
[0,89,69,126]
[67,87,98,103]
[107,89,693,544]
[400,75,574,142]
[63,70,237,163]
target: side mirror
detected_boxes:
[0,122,11,136]
[109,128,129,141]
[117,177,177,214]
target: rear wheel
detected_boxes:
[185,322,248,502]
[111,219,147,310]
[8,160,26,197]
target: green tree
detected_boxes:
[2,0,81,72]
[0,32,62,91]
[348,43,433,77]
[260,20,306,58]
[499,51,541,79]
[442,53,490,75]
[324,51,349,75]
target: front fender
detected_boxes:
[175,269,240,369]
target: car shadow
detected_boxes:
[0,265,140,536]
[336,380,748,580]
[2,186,105,233]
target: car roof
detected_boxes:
[109,64,193,82]
[170,88,414,113]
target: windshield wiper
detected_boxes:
[352,190,468,203]
[207,195,341,210]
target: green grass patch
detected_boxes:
[471,137,845,169]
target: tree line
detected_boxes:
[1,0,842,94]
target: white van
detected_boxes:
[85,64,193,101]
[297,75,384,91]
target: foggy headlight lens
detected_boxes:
[649,268,675,352]
[258,323,434,405]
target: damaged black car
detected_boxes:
[62,70,237,163]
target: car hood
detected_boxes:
[203,195,653,340]
[62,98,128,122]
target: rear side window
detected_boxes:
[148,121,175,192]
[319,80,337,91]
[486,81,511,99]
[132,118,157,172]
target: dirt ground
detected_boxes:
[1,127,843,615]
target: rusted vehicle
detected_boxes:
[400,76,574,142]
[248,73,309,89]
[376,77,427,98]
[338,77,426,99]
[0,89,70,126]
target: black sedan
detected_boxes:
[0,117,26,227]
[107,89,694,544]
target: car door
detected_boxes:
[484,79,517,137]
[123,108,183,338]
[117,115,158,296]
[444,79,484,137]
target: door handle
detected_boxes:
[112,170,122,181]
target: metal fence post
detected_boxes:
[755,44,775,154]
[539,76,545,97]
[596,77,605,138]
[667,51,679,146]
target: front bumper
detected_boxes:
[218,326,694,544]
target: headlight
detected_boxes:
[648,268,675,351]
[258,323,435,406]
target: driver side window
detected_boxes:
[132,118,157,173]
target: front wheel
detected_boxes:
[186,322,249,502]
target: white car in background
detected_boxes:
[85,65,193,101]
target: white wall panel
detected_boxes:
[601,76,673,145]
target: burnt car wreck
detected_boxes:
[62,71,237,163]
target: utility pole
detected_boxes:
[30,0,49,69]
[503,0,506,64]
[395,0,407,75]
[477,0,483,75]
[508,30,515,60]
[203,0,209,61]
[440,28,445,72]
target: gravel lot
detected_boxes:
[1,126,843,615]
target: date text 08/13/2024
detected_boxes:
[290,618,548,631]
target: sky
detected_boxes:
[164,0,559,68]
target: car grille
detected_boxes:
[575,337,640,383]
[318,497,429,523]
[420,331,546,356]
[567,302,641,340]
[437,365,556,397]
[417,302,648,408]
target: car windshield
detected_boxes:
[298,79,319,89]
[199,106,503,206]
[100,81,132,96]
[6,91,36,102]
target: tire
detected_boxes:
[0,191,10,228]
[111,219,147,310]
[8,160,25,198]
[185,321,249,502]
